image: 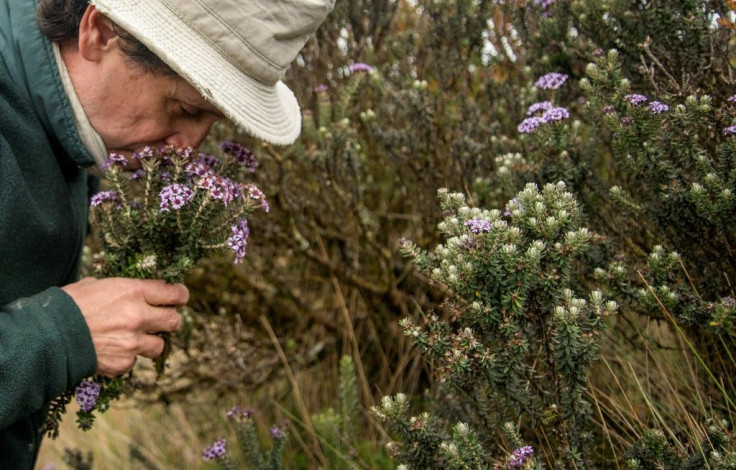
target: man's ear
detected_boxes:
[77,6,119,62]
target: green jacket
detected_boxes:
[0,0,99,468]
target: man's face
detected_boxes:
[82,47,224,157]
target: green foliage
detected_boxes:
[378,183,615,467]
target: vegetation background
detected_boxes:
[37,0,736,468]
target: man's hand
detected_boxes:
[61,277,188,377]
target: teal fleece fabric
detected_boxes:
[0,0,99,468]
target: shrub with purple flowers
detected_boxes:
[200,406,289,470]
[43,142,268,437]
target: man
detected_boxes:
[0,0,334,467]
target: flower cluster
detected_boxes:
[625,93,648,105]
[507,446,534,468]
[75,380,101,413]
[45,143,268,437]
[534,72,568,90]
[518,106,570,133]
[202,438,227,461]
[349,62,374,73]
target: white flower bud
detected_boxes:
[502,244,517,254]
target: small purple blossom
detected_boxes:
[226,405,254,420]
[504,197,523,217]
[724,125,736,136]
[75,380,101,413]
[219,141,258,172]
[129,169,145,181]
[270,426,286,440]
[227,219,250,264]
[198,175,240,205]
[132,146,155,160]
[602,105,615,115]
[533,0,556,7]
[90,190,119,207]
[625,94,648,106]
[349,62,373,73]
[185,161,214,178]
[507,446,534,468]
[244,184,270,212]
[202,438,227,461]
[314,83,329,93]
[723,297,736,308]
[648,101,669,114]
[620,116,635,127]
[102,153,127,169]
[196,152,220,168]
[465,218,492,234]
[728,95,736,103]
[160,183,195,211]
[541,106,570,123]
[526,101,554,116]
[518,117,542,134]
[535,72,568,90]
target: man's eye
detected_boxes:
[180,105,201,118]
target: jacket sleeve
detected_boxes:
[0,287,97,429]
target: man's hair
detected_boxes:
[36,0,176,76]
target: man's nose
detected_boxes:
[165,118,218,148]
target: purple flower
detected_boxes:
[270,426,286,440]
[465,218,492,234]
[132,146,155,160]
[602,105,615,115]
[202,438,227,461]
[103,153,127,169]
[75,380,101,413]
[648,101,669,114]
[540,106,570,123]
[526,101,554,116]
[625,94,648,106]
[314,83,329,93]
[349,62,373,73]
[533,0,556,7]
[723,297,736,307]
[244,184,270,212]
[185,161,214,178]
[90,190,119,207]
[724,125,736,136]
[219,141,258,172]
[535,72,568,90]
[196,152,221,168]
[227,219,250,264]
[728,95,736,103]
[620,116,635,127]
[198,175,240,205]
[504,197,523,217]
[159,183,195,211]
[129,169,145,181]
[226,405,254,420]
[518,117,542,134]
[507,446,534,468]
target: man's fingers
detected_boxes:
[143,307,182,334]
[140,280,190,306]
[137,334,166,359]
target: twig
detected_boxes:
[259,315,327,467]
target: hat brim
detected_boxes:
[91,0,302,146]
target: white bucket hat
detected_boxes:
[90,0,335,146]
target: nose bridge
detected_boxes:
[166,118,216,147]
